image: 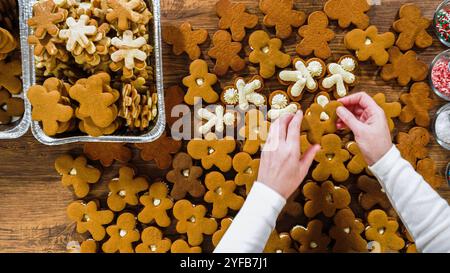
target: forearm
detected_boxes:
[369,146,450,253]
[214,182,286,253]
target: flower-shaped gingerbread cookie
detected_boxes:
[312,134,350,182]
[396,127,430,168]
[197,105,235,135]
[301,99,342,145]
[357,175,391,210]
[216,0,258,42]
[27,0,67,39]
[135,226,172,253]
[239,109,271,154]
[0,90,24,124]
[107,166,149,212]
[102,213,140,253]
[267,91,300,120]
[187,134,236,172]
[233,152,260,195]
[399,82,433,127]
[279,58,326,101]
[163,22,208,60]
[393,3,433,51]
[249,30,291,79]
[372,93,401,132]
[303,181,351,218]
[135,131,182,169]
[207,30,245,76]
[171,239,202,253]
[365,209,405,252]
[55,154,101,198]
[83,142,132,167]
[263,230,296,253]
[324,0,370,29]
[212,218,233,247]
[344,25,395,66]
[417,158,444,189]
[67,200,114,241]
[0,59,22,95]
[346,141,370,175]
[290,220,330,253]
[297,11,335,59]
[173,200,218,246]
[204,172,244,218]
[259,0,306,39]
[28,82,74,136]
[166,152,205,200]
[221,76,266,111]
[380,47,428,86]
[138,181,173,227]
[321,56,358,98]
[182,59,219,105]
[329,209,367,253]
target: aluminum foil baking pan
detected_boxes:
[0,0,31,140]
[21,0,165,145]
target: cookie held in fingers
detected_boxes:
[107,166,149,212]
[138,181,173,227]
[297,11,335,59]
[163,22,208,60]
[232,152,260,195]
[324,0,370,29]
[102,213,140,253]
[67,200,114,241]
[135,226,172,253]
[365,209,405,252]
[399,82,433,127]
[263,230,296,253]
[182,59,219,105]
[208,30,245,76]
[83,143,132,167]
[357,175,391,210]
[135,131,182,169]
[329,209,367,253]
[301,100,342,145]
[312,134,350,182]
[259,0,306,39]
[372,93,401,132]
[204,172,244,218]
[216,0,258,42]
[290,220,330,253]
[173,199,218,246]
[55,154,101,198]
[321,55,358,99]
[303,180,351,218]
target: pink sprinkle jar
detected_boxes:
[430,49,450,101]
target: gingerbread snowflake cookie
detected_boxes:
[221,76,266,111]
[321,55,358,99]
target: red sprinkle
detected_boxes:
[431,58,450,98]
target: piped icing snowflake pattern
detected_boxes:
[59,14,97,55]
[110,30,148,71]
[321,56,358,99]
[268,90,300,120]
[221,76,266,111]
[197,105,235,134]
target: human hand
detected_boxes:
[258,111,320,199]
[336,92,393,166]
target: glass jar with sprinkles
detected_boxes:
[430,49,450,101]
[434,0,450,47]
[432,103,450,150]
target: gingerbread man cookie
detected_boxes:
[216,0,258,42]
[259,0,306,39]
[303,180,351,218]
[107,166,149,212]
[221,76,266,111]
[138,181,174,227]
[135,226,172,253]
[207,30,245,76]
[182,59,219,105]
[399,82,433,127]
[417,158,444,189]
[263,230,296,253]
[301,100,342,145]
[239,109,271,154]
[171,239,202,253]
[166,152,205,200]
[312,134,350,182]
[204,171,244,218]
[365,209,405,252]
[344,26,395,66]
[396,127,430,168]
[173,199,218,246]
[83,143,132,167]
[233,152,260,195]
[357,175,391,210]
[135,131,182,170]
[212,218,233,247]
[372,93,401,132]
[279,58,326,101]
[0,59,22,95]
[187,134,236,172]
[106,0,151,31]
[0,90,24,124]
[324,0,370,29]
[393,3,433,51]
[329,208,367,253]
[27,0,67,39]
[163,22,208,60]
[248,30,291,79]
[346,141,370,175]
[55,154,101,198]
[67,200,114,241]
[297,11,335,59]
[279,189,303,220]
[290,220,330,253]
[102,212,140,253]
[321,55,358,99]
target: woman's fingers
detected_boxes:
[286,110,303,150]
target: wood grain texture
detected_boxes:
[0,0,449,253]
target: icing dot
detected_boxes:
[276,249,283,253]
[262,46,270,54]
[182,169,190,177]
[223,88,239,104]
[316,95,329,107]
[69,168,77,176]
[119,229,128,237]
[189,216,196,223]
[150,245,157,252]
[378,228,385,235]
[307,61,323,77]
[310,242,318,249]
[365,38,372,45]
[320,112,330,121]
[344,227,351,234]
[340,57,356,72]
[82,214,90,222]
[196,78,204,86]
[326,153,335,161]
[119,190,127,197]
[215,187,223,195]
[271,94,288,109]
[153,198,161,206]
[244,167,253,174]
[208,147,215,154]
[325,193,333,203]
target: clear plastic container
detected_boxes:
[429,49,450,101]
[431,103,450,150]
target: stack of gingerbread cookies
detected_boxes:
[26,0,157,137]
[57,0,445,253]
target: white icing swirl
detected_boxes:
[307,61,323,77]
[223,88,239,104]
[271,94,288,109]
[340,57,356,72]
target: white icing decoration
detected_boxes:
[316,95,330,107]
[268,103,298,120]
[197,105,235,134]
[223,88,239,104]
[110,30,148,70]
[320,112,330,121]
[340,57,356,72]
[271,94,288,109]
[58,15,97,54]
[307,61,324,77]
[236,79,264,110]
[279,60,317,97]
[322,62,356,98]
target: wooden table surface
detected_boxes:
[1,0,449,253]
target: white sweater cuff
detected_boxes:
[369,145,401,176]
[247,182,287,215]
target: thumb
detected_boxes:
[299,144,320,175]
[336,106,363,133]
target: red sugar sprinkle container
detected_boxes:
[430,49,450,101]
